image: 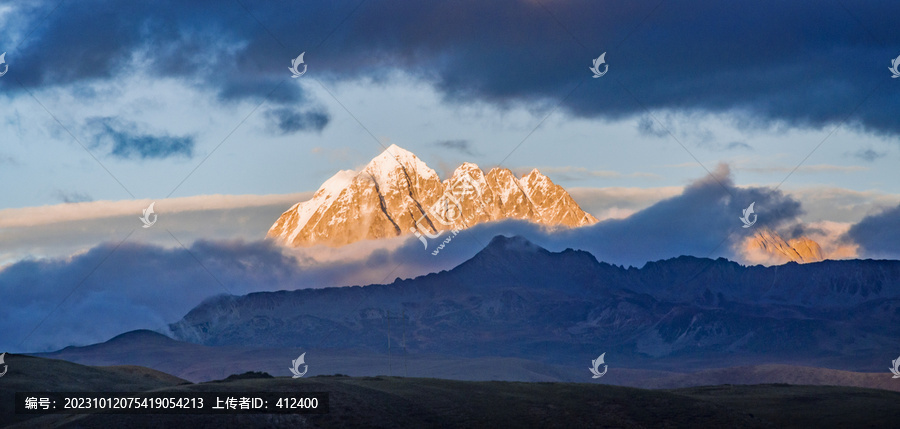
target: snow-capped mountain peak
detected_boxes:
[267,146,598,247]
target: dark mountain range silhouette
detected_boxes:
[168,235,900,373]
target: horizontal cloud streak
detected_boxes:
[0,193,311,228]
[0,193,311,265]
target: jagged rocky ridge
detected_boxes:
[746,227,824,264]
[267,145,598,247]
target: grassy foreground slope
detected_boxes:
[8,376,766,428]
[5,354,900,428]
[0,354,188,427]
[10,376,900,428]
[677,384,900,429]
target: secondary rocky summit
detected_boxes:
[267,145,598,247]
[745,227,824,264]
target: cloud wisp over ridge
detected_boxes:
[847,203,900,259]
[2,165,863,353]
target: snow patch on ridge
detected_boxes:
[279,169,357,244]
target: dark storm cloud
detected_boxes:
[54,190,93,203]
[846,203,900,258]
[2,0,323,123]
[849,148,887,162]
[0,154,19,165]
[696,140,754,152]
[264,107,329,134]
[637,117,669,138]
[724,142,752,151]
[434,139,476,155]
[86,116,194,159]
[2,1,899,135]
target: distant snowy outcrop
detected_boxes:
[743,227,824,265]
